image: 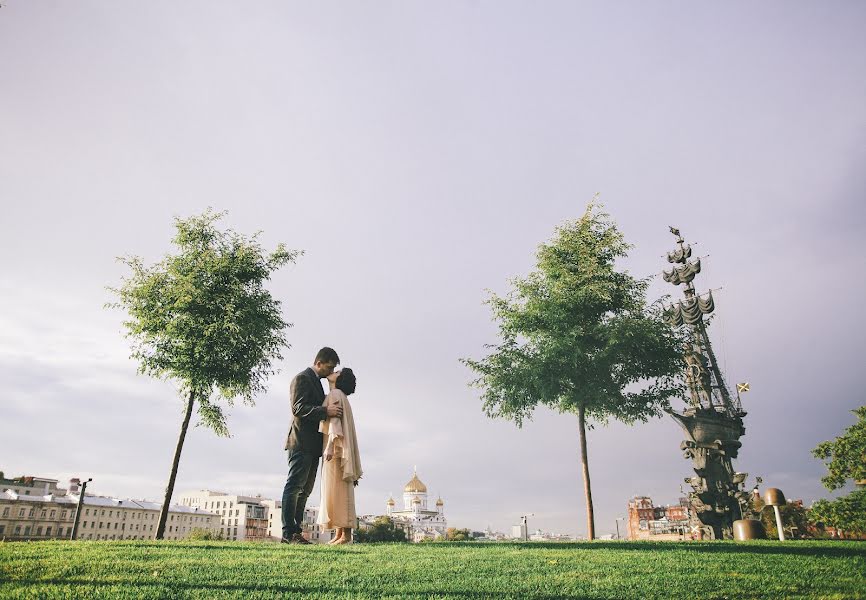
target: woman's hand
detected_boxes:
[353,480,359,487]
[325,451,334,462]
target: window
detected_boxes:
[91,522,95,529]
[83,521,87,528]
[41,510,47,518]
[101,510,105,516]
[14,526,21,535]
[85,509,90,516]
[2,507,8,517]
[109,511,113,518]
[46,526,52,535]
[61,511,67,520]
[58,527,64,537]
[28,508,35,517]
[99,522,103,528]
[24,526,31,535]
[36,526,43,535]
[114,523,118,530]
[18,509,25,517]
[50,510,56,518]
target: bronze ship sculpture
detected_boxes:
[663,227,754,539]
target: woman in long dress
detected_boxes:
[317,368,362,544]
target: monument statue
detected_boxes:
[662,227,754,539]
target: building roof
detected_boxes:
[404,471,427,493]
[0,490,216,515]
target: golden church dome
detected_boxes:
[436,497,444,506]
[412,497,421,504]
[387,497,395,506]
[404,472,427,493]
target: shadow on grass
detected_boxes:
[10,578,594,599]
[486,541,866,558]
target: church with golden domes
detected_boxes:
[385,469,447,541]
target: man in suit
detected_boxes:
[281,347,343,544]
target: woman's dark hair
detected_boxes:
[336,368,356,395]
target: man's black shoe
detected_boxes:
[291,533,312,545]
[280,536,292,544]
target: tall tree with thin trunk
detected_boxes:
[462,202,683,539]
[109,210,299,539]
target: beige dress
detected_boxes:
[317,389,362,530]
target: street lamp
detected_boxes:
[520,513,534,542]
[70,477,92,540]
[615,517,625,540]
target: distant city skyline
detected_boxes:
[2,1,865,537]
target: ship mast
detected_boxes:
[663,228,742,417]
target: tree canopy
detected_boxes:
[462,202,684,538]
[111,209,299,436]
[812,405,866,491]
[810,490,866,537]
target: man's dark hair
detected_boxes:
[315,347,339,365]
[336,368,356,395]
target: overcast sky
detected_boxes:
[1,1,865,538]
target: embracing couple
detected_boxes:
[281,347,362,545]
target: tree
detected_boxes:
[810,490,866,538]
[445,527,472,541]
[355,516,408,543]
[109,210,299,539]
[812,406,866,490]
[462,202,683,539]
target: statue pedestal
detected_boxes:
[733,519,765,541]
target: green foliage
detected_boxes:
[354,516,408,543]
[187,528,225,541]
[810,489,866,536]
[462,203,683,427]
[2,540,865,599]
[812,405,866,491]
[445,527,472,541]
[109,209,300,436]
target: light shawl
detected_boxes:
[319,389,363,482]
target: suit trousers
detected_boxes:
[281,448,319,538]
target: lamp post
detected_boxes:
[615,517,625,540]
[70,477,92,540]
[520,513,534,542]
[763,488,786,541]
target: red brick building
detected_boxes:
[627,496,691,540]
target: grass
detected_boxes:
[1,540,864,599]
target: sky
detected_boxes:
[1,1,864,538]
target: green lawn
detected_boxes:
[1,540,864,599]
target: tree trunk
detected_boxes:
[155,390,195,540]
[578,402,596,540]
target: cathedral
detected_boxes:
[386,469,447,541]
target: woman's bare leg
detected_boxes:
[328,529,344,544]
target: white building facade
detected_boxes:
[386,470,447,542]
[0,490,217,541]
[178,490,273,541]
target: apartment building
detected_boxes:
[181,492,329,543]
[0,472,67,497]
[0,490,218,541]
[627,495,691,540]
[178,490,272,541]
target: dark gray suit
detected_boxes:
[285,367,328,456]
[281,367,327,538]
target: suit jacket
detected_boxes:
[285,367,328,456]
